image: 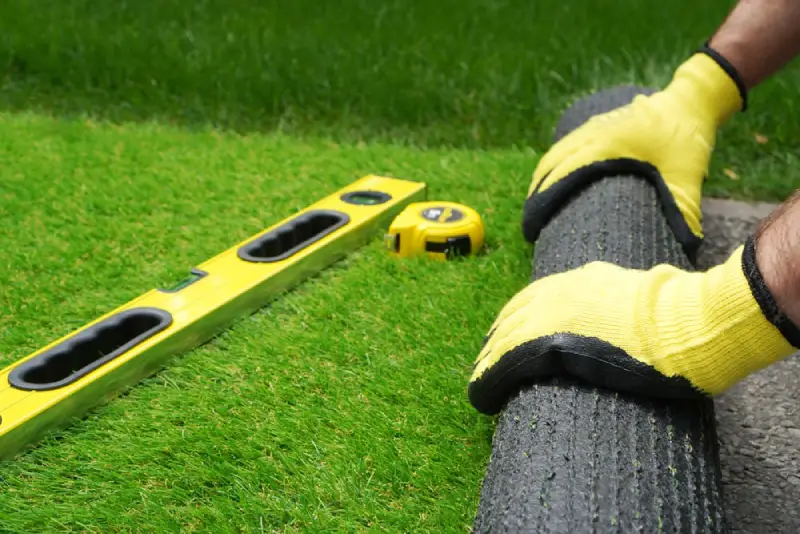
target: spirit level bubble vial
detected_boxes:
[0,174,427,461]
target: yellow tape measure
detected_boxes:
[385,201,484,260]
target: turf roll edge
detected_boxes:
[472,86,727,533]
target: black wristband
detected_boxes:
[697,41,749,112]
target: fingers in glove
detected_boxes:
[530,138,582,193]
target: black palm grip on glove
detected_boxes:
[523,157,702,261]
[469,331,702,416]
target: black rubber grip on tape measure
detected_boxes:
[471,86,727,533]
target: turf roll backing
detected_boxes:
[472,86,727,533]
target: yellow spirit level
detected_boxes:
[0,174,426,461]
[385,201,484,260]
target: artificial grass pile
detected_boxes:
[0,110,533,531]
[1,0,798,200]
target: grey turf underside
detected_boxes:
[473,86,726,533]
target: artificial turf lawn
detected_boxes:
[2,0,800,201]
[0,110,534,532]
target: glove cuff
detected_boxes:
[697,42,749,113]
[649,239,798,395]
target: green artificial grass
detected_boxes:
[1,0,800,201]
[3,1,800,531]
[0,110,534,532]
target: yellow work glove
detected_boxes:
[468,236,800,415]
[523,47,747,258]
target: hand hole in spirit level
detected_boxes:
[237,209,350,263]
[8,308,173,391]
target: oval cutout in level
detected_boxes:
[237,209,350,263]
[8,307,173,391]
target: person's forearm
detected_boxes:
[755,191,800,327]
[709,0,800,89]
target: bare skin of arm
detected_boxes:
[709,0,800,324]
[754,192,800,327]
[709,0,800,90]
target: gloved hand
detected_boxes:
[523,47,747,258]
[468,236,800,415]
